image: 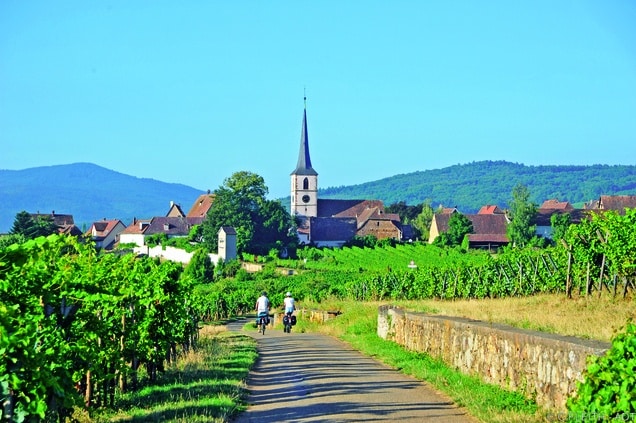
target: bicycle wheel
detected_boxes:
[260,318,266,335]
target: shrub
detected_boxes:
[567,319,636,420]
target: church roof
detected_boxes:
[291,104,318,176]
[317,199,385,218]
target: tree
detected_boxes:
[10,211,58,239]
[412,202,434,241]
[201,171,296,255]
[506,184,537,248]
[447,212,473,246]
[251,199,297,255]
[433,212,473,247]
[386,201,423,223]
[10,211,33,235]
[183,248,215,283]
[202,184,253,253]
[550,212,571,243]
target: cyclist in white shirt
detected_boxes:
[282,291,296,333]
[283,292,295,316]
[255,291,270,328]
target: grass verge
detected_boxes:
[90,325,257,423]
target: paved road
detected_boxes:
[228,319,478,423]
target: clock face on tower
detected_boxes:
[302,195,311,203]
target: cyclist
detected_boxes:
[255,291,270,331]
[283,291,295,316]
[283,291,296,333]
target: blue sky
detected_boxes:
[2,1,635,200]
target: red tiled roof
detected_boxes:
[439,207,458,214]
[120,218,153,235]
[478,205,504,214]
[318,199,384,218]
[598,195,636,215]
[187,194,215,218]
[85,219,125,238]
[539,199,573,211]
[468,234,509,243]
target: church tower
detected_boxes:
[290,97,318,218]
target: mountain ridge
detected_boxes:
[2,161,636,233]
[0,163,204,233]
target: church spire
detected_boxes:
[292,95,318,176]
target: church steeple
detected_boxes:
[292,98,318,176]
[290,96,318,218]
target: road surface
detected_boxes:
[228,319,478,422]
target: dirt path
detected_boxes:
[228,319,478,422]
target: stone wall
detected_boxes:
[377,305,609,410]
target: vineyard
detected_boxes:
[2,208,635,421]
[197,209,636,320]
[1,235,203,422]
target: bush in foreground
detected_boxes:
[567,319,636,420]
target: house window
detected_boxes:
[303,177,309,190]
[163,223,169,231]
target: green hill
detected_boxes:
[2,161,635,233]
[318,160,636,212]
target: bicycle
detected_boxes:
[283,312,296,333]
[257,312,269,335]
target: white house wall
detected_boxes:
[133,245,221,265]
[119,233,145,247]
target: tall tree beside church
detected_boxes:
[252,199,297,255]
[506,183,537,247]
[201,171,295,255]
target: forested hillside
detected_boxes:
[3,161,636,233]
[319,161,636,212]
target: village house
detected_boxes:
[428,208,509,250]
[85,219,126,250]
[119,216,189,247]
[119,194,215,248]
[533,199,589,239]
[584,195,636,215]
[30,211,83,236]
